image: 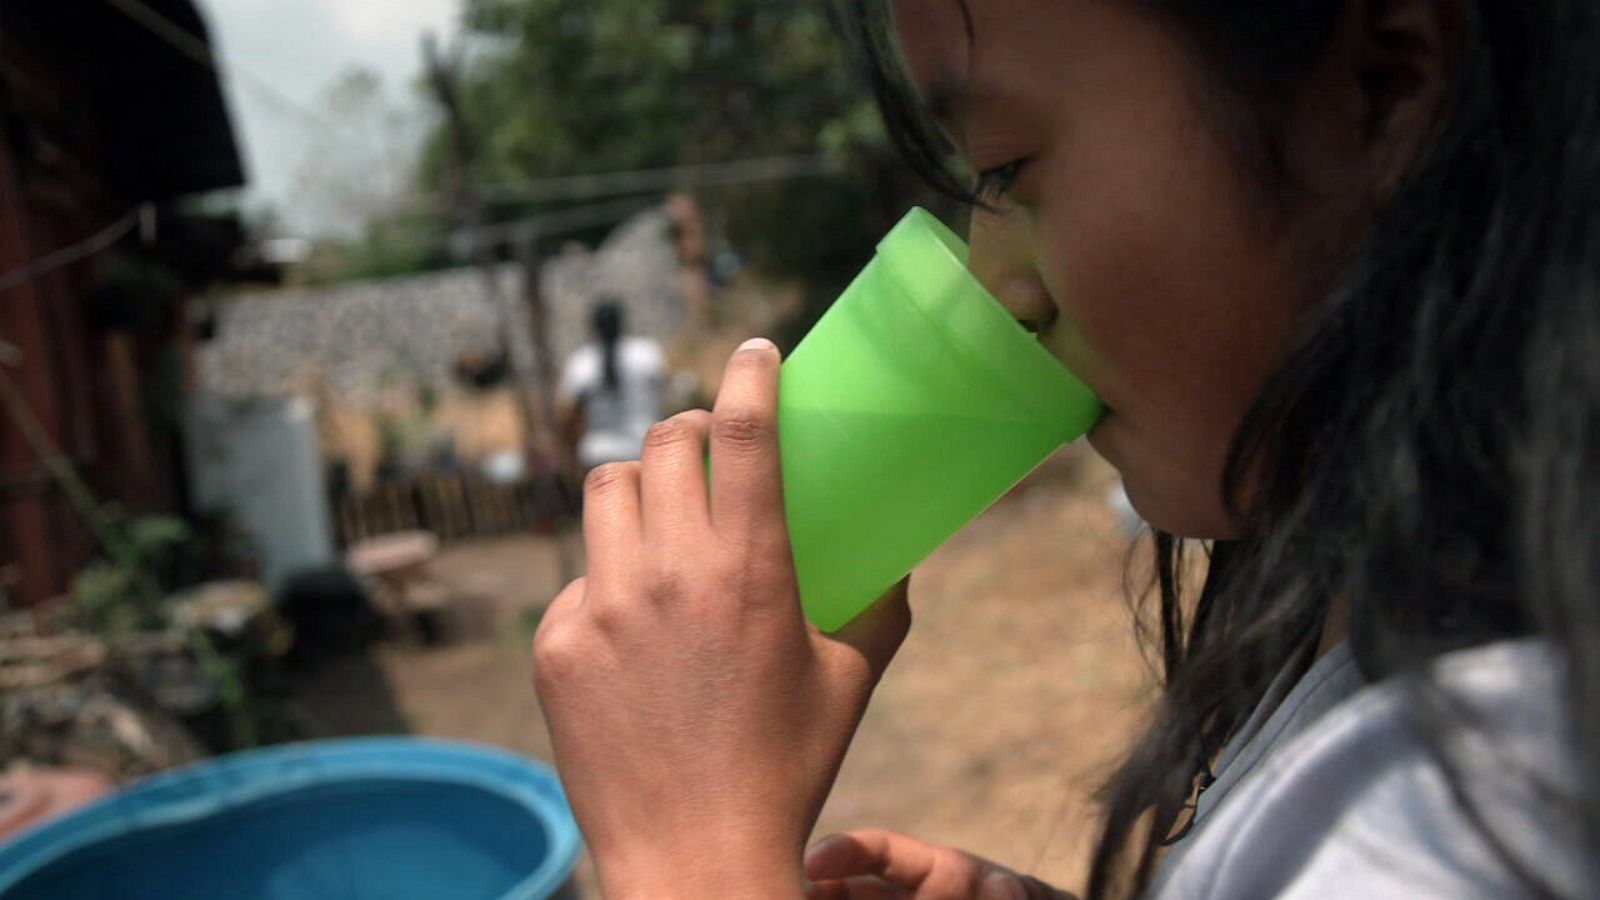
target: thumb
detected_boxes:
[805,829,1064,899]
[826,576,912,682]
[804,829,937,884]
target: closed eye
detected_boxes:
[974,158,1028,201]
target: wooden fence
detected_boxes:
[332,474,573,547]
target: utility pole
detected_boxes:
[422,32,575,586]
[514,229,566,471]
[515,230,579,581]
[422,34,523,363]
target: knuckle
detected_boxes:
[713,549,784,601]
[643,554,690,604]
[585,596,622,632]
[724,526,792,568]
[530,577,591,690]
[651,573,691,606]
[531,620,583,687]
[712,408,775,452]
[642,418,691,451]
[710,552,747,589]
[584,462,634,495]
[671,408,712,427]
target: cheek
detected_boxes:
[1033,96,1309,534]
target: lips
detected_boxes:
[1033,320,1112,414]
[1014,303,1059,335]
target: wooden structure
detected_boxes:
[0,1,247,606]
[333,474,571,547]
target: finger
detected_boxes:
[581,462,641,591]
[804,880,841,900]
[805,876,906,900]
[638,410,712,545]
[1013,874,1079,900]
[826,577,913,681]
[709,338,786,541]
[977,872,1033,900]
[804,829,939,887]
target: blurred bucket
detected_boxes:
[0,738,580,900]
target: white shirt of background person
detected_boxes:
[558,337,666,471]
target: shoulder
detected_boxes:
[566,344,599,368]
[620,337,664,370]
[560,345,600,390]
[1155,640,1589,899]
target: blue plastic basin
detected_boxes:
[0,738,581,899]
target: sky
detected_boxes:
[200,0,461,234]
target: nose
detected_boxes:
[966,208,1058,333]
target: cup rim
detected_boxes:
[875,207,1101,429]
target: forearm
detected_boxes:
[598,842,805,899]
[604,870,805,900]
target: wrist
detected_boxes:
[606,875,804,900]
[604,869,805,899]
[598,841,805,900]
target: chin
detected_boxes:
[1120,479,1241,539]
[1088,416,1242,540]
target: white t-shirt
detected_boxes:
[1149,639,1590,898]
[558,337,665,469]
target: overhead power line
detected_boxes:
[465,196,663,245]
[470,154,844,206]
[94,0,853,228]
[97,0,371,144]
[0,208,141,295]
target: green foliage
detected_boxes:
[70,513,263,749]
[442,1,868,179]
[72,563,154,635]
[128,515,192,555]
[327,217,453,284]
[71,515,192,635]
[422,0,950,330]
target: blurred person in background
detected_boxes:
[558,299,666,473]
[533,2,1600,899]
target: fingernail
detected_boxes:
[803,833,844,869]
[738,337,775,353]
[802,837,829,865]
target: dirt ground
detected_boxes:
[293,445,1155,895]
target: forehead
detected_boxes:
[889,0,974,91]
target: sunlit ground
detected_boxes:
[294,445,1154,894]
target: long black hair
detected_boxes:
[839,1,1599,897]
[592,299,624,392]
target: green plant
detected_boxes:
[71,515,192,635]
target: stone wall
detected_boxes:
[199,207,685,407]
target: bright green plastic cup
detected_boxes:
[780,207,1103,632]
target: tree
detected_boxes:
[420,0,947,330]
[292,67,432,237]
[289,68,453,282]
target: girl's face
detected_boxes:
[893,0,1372,538]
